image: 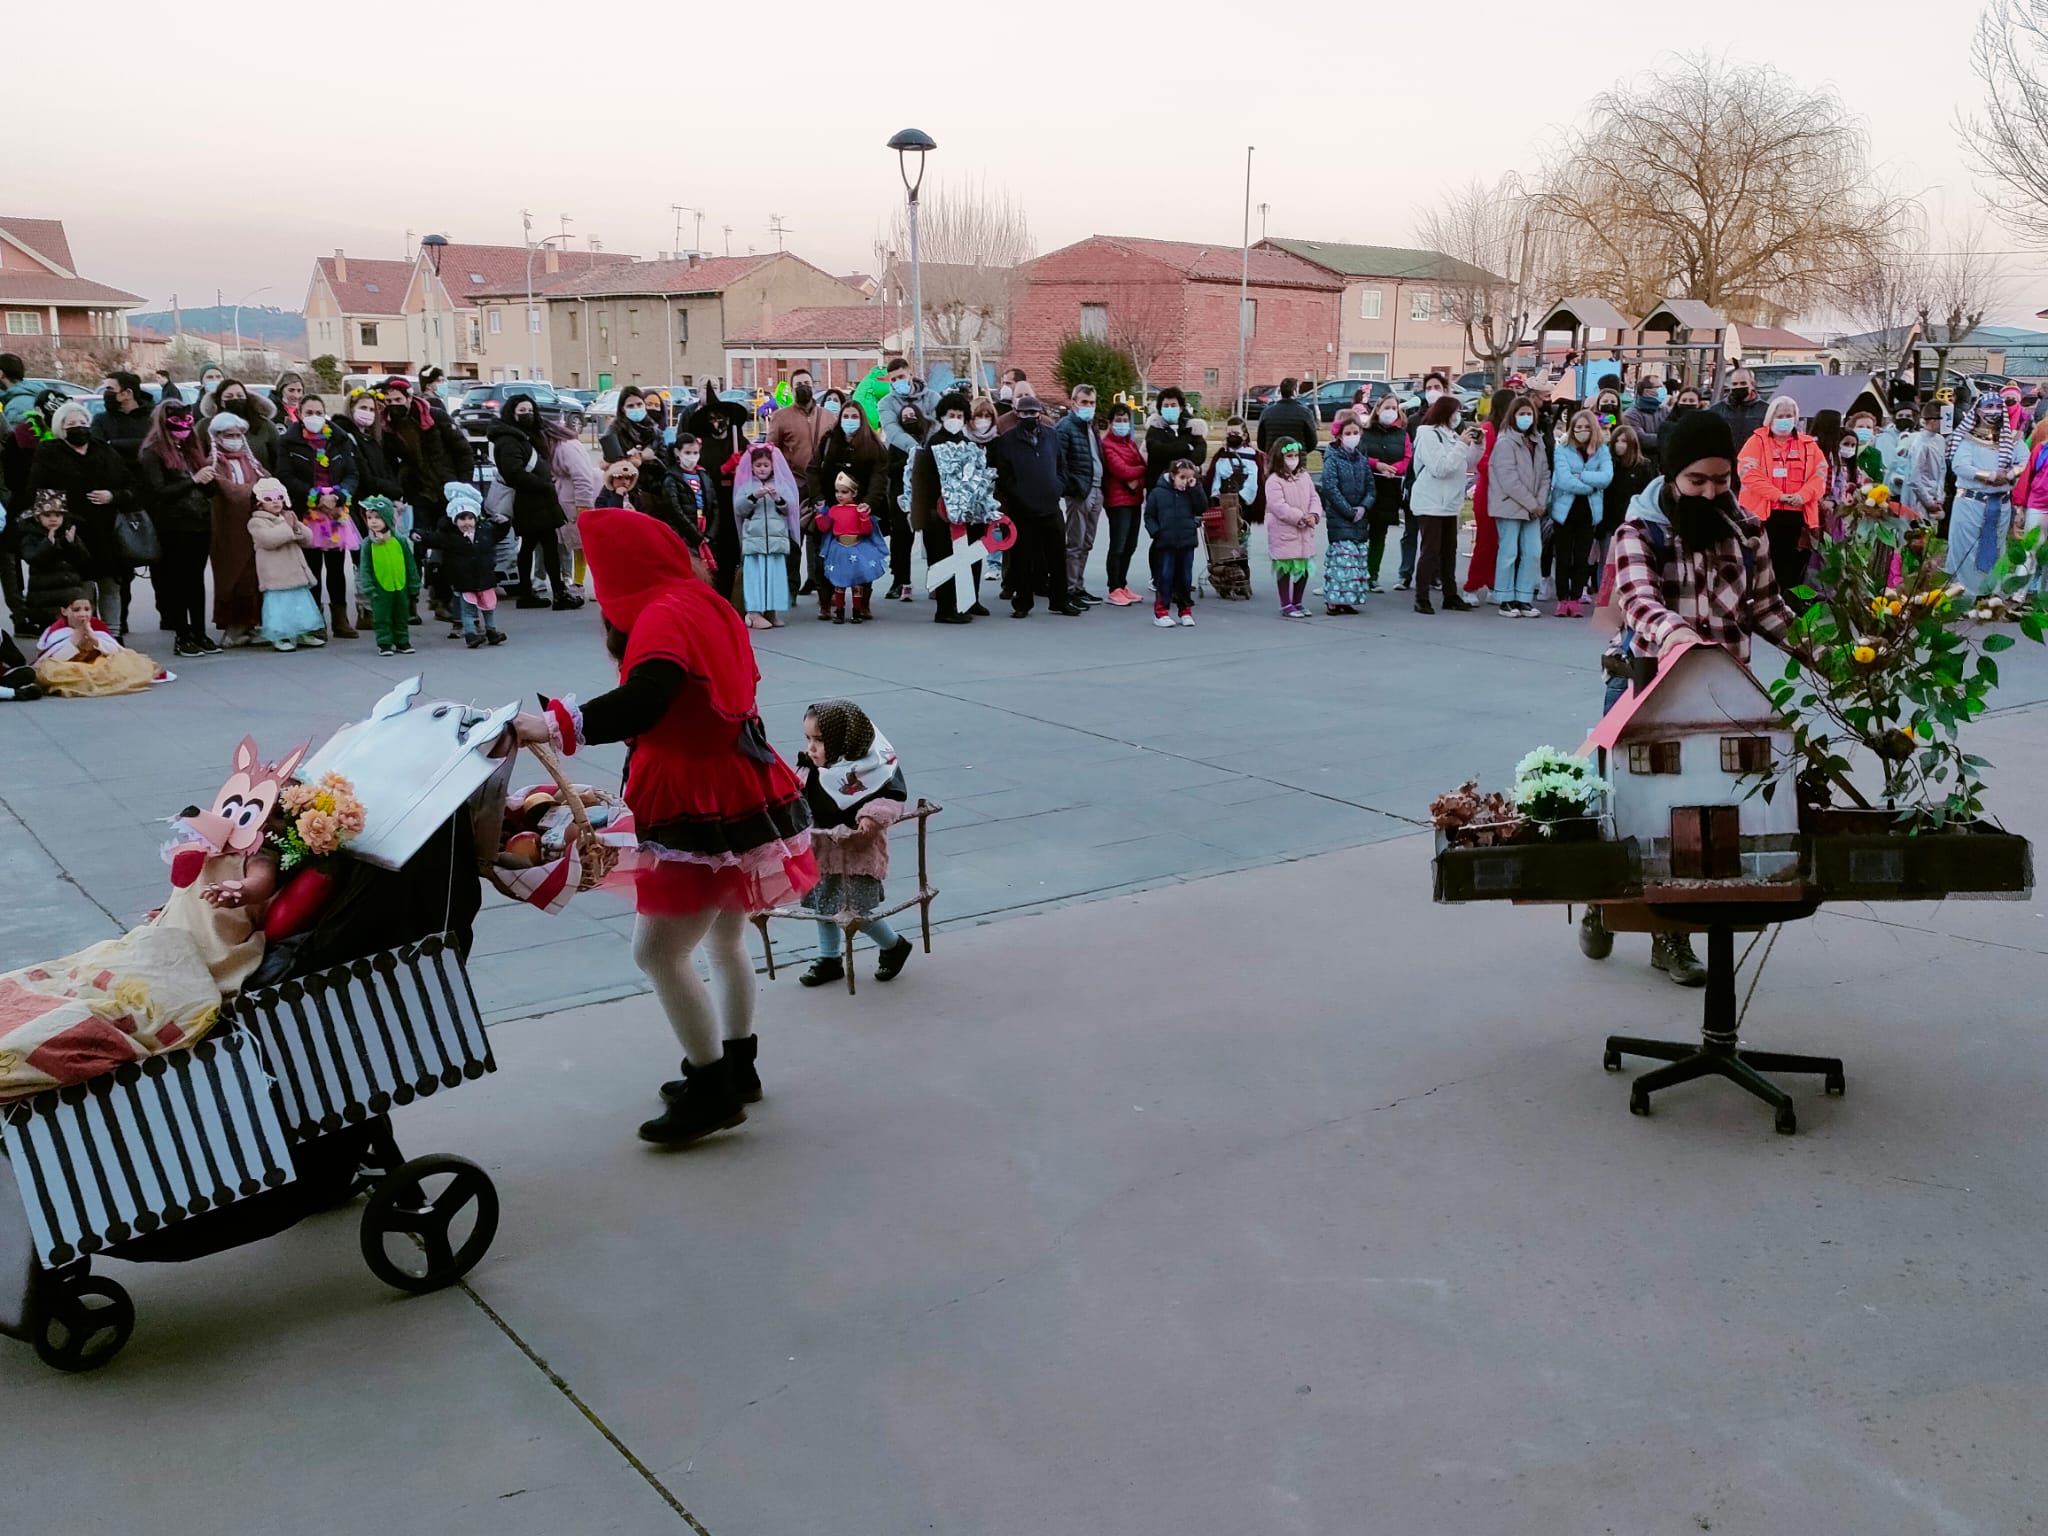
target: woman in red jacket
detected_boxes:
[1462,410,1500,598]
[505,508,817,1146]
[1735,394,1826,597]
[1100,400,1150,605]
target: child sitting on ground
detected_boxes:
[357,502,420,656]
[814,471,891,624]
[797,699,914,987]
[247,477,329,652]
[34,590,172,695]
[435,484,507,648]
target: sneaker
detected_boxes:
[1153,613,1176,628]
[1396,578,1413,591]
[195,634,223,654]
[378,645,395,657]
[465,634,485,649]
[1075,590,1104,604]
[875,937,913,982]
[550,593,585,611]
[173,635,203,658]
[1441,594,1474,611]
[799,957,845,988]
[1177,611,1195,627]
[1107,588,1136,607]
[485,630,506,645]
[397,643,416,654]
[1414,596,1435,614]
[273,638,296,652]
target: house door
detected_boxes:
[1670,806,1742,879]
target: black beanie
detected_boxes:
[1661,405,1736,478]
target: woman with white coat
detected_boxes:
[1409,396,1479,615]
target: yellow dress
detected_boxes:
[33,626,162,697]
[152,853,268,992]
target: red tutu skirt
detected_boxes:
[611,734,819,916]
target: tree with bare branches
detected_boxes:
[1538,53,1909,321]
[1841,220,2005,389]
[879,179,1036,382]
[1100,283,1181,399]
[1959,0,2048,244]
[1417,173,1563,386]
[1915,227,2006,390]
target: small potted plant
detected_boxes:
[1760,484,2038,894]
[1512,746,1611,841]
[1430,779,1521,848]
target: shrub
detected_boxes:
[309,354,343,392]
[1053,335,1138,404]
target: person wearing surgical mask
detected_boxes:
[1485,394,1551,614]
[1622,375,1670,453]
[601,386,662,465]
[1733,394,1824,596]
[1054,384,1106,603]
[1144,386,1203,492]
[1099,400,1149,604]
[1359,397,1411,592]
[1947,394,2019,597]
[910,392,999,623]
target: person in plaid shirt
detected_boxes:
[1583,409,1802,986]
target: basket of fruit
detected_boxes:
[480,743,626,910]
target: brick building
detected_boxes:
[723,306,903,392]
[1006,236,1343,407]
[1258,239,1494,382]
[0,216,145,371]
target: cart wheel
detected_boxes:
[33,1276,134,1373]
[359,1155,499,1295]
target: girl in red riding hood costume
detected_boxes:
[505,506,817,1146]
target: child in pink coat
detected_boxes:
[1262,438,1322,618]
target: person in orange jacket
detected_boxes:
[1736,393,1826,596]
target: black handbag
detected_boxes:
[114,507,160,565]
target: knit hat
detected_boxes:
[208,411,248,435]
[1660,406,1736,478]
[444,481,483,516]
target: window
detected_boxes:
[1241,298,1257,337]
[488,309,502,334]
[1347,352,1389,378]
[1628,742,1682,775]
[629,307,640,338]
[676,308,690,346]
[1359,288,1382,320]
[358,323,379,348]
[6,312,43,336]
[1080,303,1108,341]
[1720,736,1773,773]
[468,318,480,349]
[568,310,579,340]
[681,374,694,386]
[1203,368,1219,387]
[527,307,541,334]
[364,282,379,294]
[1438,291,1454,323]
[469,272,486,285]
[570,372,580,386]
[1409,290,1433,322]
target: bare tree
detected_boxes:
[1916,225,2006,390]
[1417,173,1563,385]
[881,178,1036,379]
[1959,0,2048,243]
[1537,53,1910,320]
[1102,282,1181,399]
[1839,214,1930,372]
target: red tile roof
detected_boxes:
[315,256,413,316]
[0,217,78,273]
[1030,235,1344,290]
[540,254,779,300]
[440,243,639,301]
[127,325,171,343]
[726,306,896,347]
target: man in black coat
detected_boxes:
[986,397,1079,617]
[1256,377,1320,456]
[1709,366,1768,487]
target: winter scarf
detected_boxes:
[805,699,907,816]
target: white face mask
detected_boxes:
[680,452,700,468]
[943,416,965,433]
[1378,410,1398,426]
[1340,433,1361,450]
[1425,389,1444,404]
[301,414,325,433]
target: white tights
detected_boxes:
[631,907,755,1066]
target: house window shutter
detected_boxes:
[1720,736,1772,773]
[1629,742,1682,775]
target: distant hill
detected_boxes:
[130,305,305,344]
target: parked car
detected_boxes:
[455,381,573,463]
[1243,384,1281,421]
[1308,378,1397,423]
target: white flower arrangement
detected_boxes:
[1512,746,1610,837]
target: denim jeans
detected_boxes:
[92,576,125,635]
[816,915,900,957]
[459,596,498,635]
[1492,517,1543,604]
[1398,507,1420,583]
[1150,543,1195,611]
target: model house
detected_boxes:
[1580,641,1799,883]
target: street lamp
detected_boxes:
[231,284,271,375]
[420,232,448,378]
[887,128,936,382]
[523,217,573,383]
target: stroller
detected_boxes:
[0,688,513,1373]
[1202,456,1256,601]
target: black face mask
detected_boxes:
[1670,403,1696,419]
[64,425,91,446]
[794,384,813,406]
[220,397,247,412]
[1670,489,1738,550]
[1727,387,1751,405]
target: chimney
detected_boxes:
[334,248,348,283]
[688,252,703,270]
[544,247,559,275]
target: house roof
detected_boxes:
[539,253,780,300]
[440,243,637,301]
[1579,639,1780,755]
[0,216,143,308]
[1639,298,1729,334]
[1028,236,1342,290]
[315,256,413,316]
[1732,323,1822,352]
[1260,237,1501,286]
[127,324,170,343]
[1534,296,1632,334]
[725,306,897,347]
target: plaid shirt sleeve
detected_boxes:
[1611,523,1686,655]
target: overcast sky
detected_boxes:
[13,2,2040,327]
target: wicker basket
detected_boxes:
[483,742,619,899]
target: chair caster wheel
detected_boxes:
[1628,1089,1650,1116]
[1774,1107,1798,1135]
[1824,1071,1846,1096]
[32,1276,134,1372]
[360,1153,499,1294]
[1602,1050,1622,1072]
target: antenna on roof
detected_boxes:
[768,214,791,252]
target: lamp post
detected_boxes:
[231,284,271,375]
[1237,146,1254,418]
[524,218,572,382]
[887,128,936,382]
[419,233,448,378]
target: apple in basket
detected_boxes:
[502,830,543,867]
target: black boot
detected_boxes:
[662,1035,761,1104]
[1651,932,1708,987]
[637,1056,747,1145]
[798,956,844,988]
[875,936,913,982]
